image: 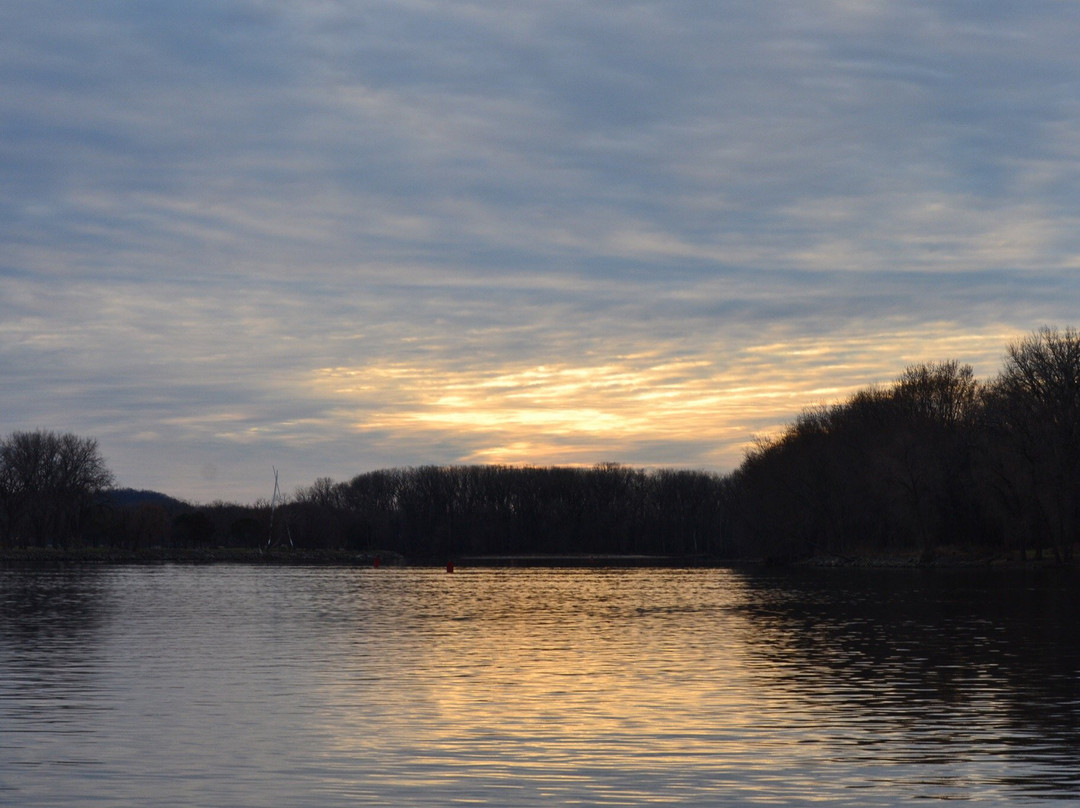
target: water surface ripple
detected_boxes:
[1,565,1077,805]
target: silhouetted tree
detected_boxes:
[988,327,1080,560]
[131,504,171,550]
[731,363,986,559]
[228,516,263,547]
[884,362,983,556]
[173,511,215,547]
[0,430,114,548]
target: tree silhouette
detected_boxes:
[988,327,1080,561]
[0,430,114,548]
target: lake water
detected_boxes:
[1,565,1077,806]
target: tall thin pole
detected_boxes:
[266,467,279,550]
[265,467,294,551]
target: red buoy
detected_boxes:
[446,560,454,573]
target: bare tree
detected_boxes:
[991,327,1080,560]
[0,430,114,547]
[893,361,980,428]
[885,362,983,556]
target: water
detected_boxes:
[1,565,1077,806]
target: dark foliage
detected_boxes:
[282,464,733,560]
[728,329,1080,562]
[0,430,114,548]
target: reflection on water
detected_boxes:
[0,565,1077,806]
[735,568,1080,802]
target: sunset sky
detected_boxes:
[4,2,1080,503]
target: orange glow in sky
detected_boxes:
[309,325,1019,472]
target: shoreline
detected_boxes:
[791,547,1078,570]
[0,547,395,568]
[0,546,1074,570]
[0,548,730,569]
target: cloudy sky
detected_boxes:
[3,1,1079,503]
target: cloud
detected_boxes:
[3,1,1080,500]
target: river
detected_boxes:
[1,565,1077,805]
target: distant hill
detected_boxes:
[107,488,189,513]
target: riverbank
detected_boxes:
[0,547,403,568]
[1,546,1073,569]
[0,548,733,569]
[792,544,1077,569]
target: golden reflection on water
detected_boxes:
[308,569,769,803]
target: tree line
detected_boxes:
[284,463,731,558]
[732,326,1080,562]
[2,327,1078,562]
[0,442,732,559]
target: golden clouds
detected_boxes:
[308,325,1016,470]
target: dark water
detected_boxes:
[0,565,1077,806]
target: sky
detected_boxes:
[3,1,1080,504]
